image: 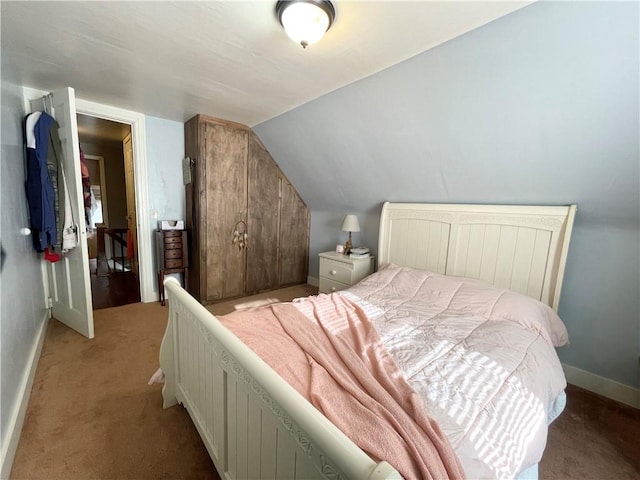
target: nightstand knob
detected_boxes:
[330,270,337,276]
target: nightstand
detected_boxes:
[318,251,375,294]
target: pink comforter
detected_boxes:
[339,265,569,479]
[221,294,465,480]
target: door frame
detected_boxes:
[23,87,155,303]
[76,99,153,303]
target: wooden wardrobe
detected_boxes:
[184,115,309,304]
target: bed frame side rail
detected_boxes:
[159,277,401,480]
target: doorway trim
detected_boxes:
[74,99,154,303]
[22,86,155,303]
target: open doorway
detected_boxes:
[77,114,141,309]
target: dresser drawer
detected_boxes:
[319,259,352,284]
[165,249,182,259]
[165,259,183,269]
[163,230,183,238]
[164,236,182,245]
[319,277,349,294]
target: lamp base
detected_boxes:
[344,233,353,255]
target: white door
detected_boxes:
[31,87,94,338]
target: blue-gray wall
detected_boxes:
[146,115,186,293]
[255,2,640,389]
[1,72,49,449]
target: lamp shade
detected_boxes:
[341,214,360,233]
[276,0,335,48]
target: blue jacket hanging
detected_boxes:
[24,111,57,252]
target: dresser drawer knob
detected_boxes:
[330,270,337,276]
[330,286,336,292]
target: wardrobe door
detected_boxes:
[246,134,280,293]
[204,122,247,302]
[279,180,309,286]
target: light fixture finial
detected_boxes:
[276,0,336,48]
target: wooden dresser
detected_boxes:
[155,229,188,305]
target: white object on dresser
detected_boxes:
[318,251,375,294]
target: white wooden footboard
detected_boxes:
[159,277,401,480]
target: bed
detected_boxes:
[159,202,577,480]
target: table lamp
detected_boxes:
[341,214,360,255]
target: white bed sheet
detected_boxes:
[329,264,568,479]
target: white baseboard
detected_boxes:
[563,363,640,409]
[0,313,49,480]
[307,276,319,288]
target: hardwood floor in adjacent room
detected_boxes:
[91,271,141,309]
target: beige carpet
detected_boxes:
[10,285,639,479]
[10,301,218,480]
[541,384,639,479]
[10,285,316,480]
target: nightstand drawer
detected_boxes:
[319,277,349,294]
[318,251,375,293]
[319,259,352,284]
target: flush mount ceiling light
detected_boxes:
[276,0,336,48]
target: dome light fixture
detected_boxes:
[276,0,336,48]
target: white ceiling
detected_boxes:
[1,1,533,127]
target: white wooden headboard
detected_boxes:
[378,202,577,311]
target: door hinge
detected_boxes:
[47,296,53,309]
